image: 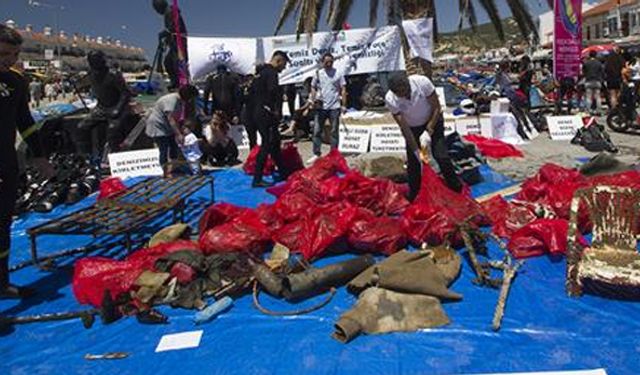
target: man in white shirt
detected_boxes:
[307,53,347,164]
[385,72,462,201]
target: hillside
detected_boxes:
[436,18,526,55]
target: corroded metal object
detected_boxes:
[27,175,214,267]
[490,256,523,331]
[566,186,640,299]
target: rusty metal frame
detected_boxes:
[28,175,214,267]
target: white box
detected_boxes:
[490,98,510,115]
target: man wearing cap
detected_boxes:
[385,72,462,201]
[251,50,290,188]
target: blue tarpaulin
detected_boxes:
[1,166,638,375]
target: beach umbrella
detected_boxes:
[581,44,615,59]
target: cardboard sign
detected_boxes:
[108,149,164,179]
[339,125,371,154]
[547,115,582,141]
[370,124,406,153]
[229,125,260,150]
[455,116,481,136]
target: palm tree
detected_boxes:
[274,0,544,76]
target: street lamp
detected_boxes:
[27,0,65,63]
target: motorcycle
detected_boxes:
[607,80,640,132]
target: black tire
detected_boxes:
[607,108,630,132]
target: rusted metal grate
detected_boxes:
[28,175,214,266]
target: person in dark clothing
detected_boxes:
[518,56,534,108]
[203,65,241,122]
[605,46,625,109]
[201,111,239,166]
[555,76,577,115]
[284,83,297,118]
[583,50,605,115]
[240,73,259,149]
[0,25,50,299]
[153,0,188,90]
[250,51,290,188]
[384,72,462,201]
[76,50,131,159]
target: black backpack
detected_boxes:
[571,122,618,153]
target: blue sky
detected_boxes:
[1,0,556,60]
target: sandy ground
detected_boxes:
[237,122,640,183]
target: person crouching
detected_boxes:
[201,111,239,167]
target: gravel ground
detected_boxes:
[236,120,640,183]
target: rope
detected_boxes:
[252,281,336,317]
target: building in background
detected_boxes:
[582,0,640,44]
[4,19,148,73]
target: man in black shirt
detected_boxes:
[203,65,240,122]
[76,50,131,158]
[583,50,605,115]
[605,46,625,109]
[0,25,49,299]
[251,50,290,188]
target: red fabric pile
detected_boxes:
[73,240,200,307]
[199,203,271,255]
[403,165,487,247]
[463,135,524,159]
[484,163,640,259]
[243,146,275,176]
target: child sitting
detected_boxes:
[202,111,239,166]
[180,120,203,175]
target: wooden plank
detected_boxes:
[476,183,523,203]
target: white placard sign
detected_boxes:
[155,330,203,353]
[480,114,493,138]
[491,113,525,145]
[455,116,481,136]
[188,36,258,79]
[547,115,582,141]
[370,124,406,153]
[444,115,456,136]
[339,125,371,154]
[108,149,164,179]
[263,25,406,85]
[229,125,260,150]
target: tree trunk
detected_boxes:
[400,2,432,78]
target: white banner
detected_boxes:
[263,25,406,85]
[188,36,258,79]
[370,124,406,153]
[108,149,164,179]
[402,18,434,62]
[455,116,481,136]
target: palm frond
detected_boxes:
[476,0,504,41]
[385,0,402,26]
[295,0,312,36]
[274,0,300,35]
[327,0,337,23]
[505,0,538,41]
[369,0,380,27]
[329,0,355,30]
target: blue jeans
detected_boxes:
[313,109,341,156]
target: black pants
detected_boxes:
[253,108,286,183]
[77,110,128,157]
[0,159,18,288]
[200,140,239,165]
[153,136,179,166]
[406,118,462,201]
[242,105,258,149]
